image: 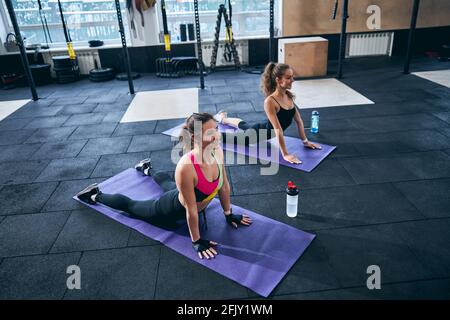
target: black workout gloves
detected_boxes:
[225,213,243,225]
[192,238,213,253]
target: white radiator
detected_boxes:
[199,39,249,67]
[346,32,394,57]
[42,50,101,76]
[76,50,101,75]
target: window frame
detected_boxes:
[0,0,283,50]
[0,0,129,49]
[159,0,282,44]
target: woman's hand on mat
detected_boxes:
[192,238,218,259]
[234,215,252,228]
[226,213,253,228]
[304,141,322,150]
[283,154,302,164]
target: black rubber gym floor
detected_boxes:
[0,56,449,299]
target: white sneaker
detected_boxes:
[213,110,227,123]
[135,158,152,176]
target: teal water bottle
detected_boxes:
[311,110,319,134]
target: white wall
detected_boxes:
[127,3,161,47]
[0,3,10,54]
[277,0,283,36]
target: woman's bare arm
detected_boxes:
[175,160,200,242]
[294,106,321,149]
[215,148,231,213]
[293,107,308,141]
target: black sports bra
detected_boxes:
[267,96,296,130]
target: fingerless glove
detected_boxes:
[192,238,212,253]
[225,213,243,225]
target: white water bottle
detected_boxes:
[286,181,299,218]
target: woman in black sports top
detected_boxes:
[216,62,321,164]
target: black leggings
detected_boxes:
[221,121,273,146]
[96,171,186,227]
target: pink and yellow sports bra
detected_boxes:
[190,151,223,203]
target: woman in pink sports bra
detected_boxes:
[77,113,252,260]
[175,113,252,259]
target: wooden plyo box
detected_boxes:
[278,37,328,78]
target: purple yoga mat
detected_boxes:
[223,136,336,173]
[73,168,315,297]
[162,123,336,172]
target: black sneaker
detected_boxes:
[76,183,99,205]
[135,158,152,176]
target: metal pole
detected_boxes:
[194,0,205,89]
[160,0,171,61]
[269,0,274,62]
[337,0,349,79]
[404,0,420,74]
[57,0,76,59]
[37,0,52,44]
[114,0,135,94]
[57,0,70,43]
[4,0,38,101]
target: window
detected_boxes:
[1,0,280,48]
[162,0,279,43]
[1,0,129,47]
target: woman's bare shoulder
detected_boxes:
[264,95,277,111]
[264,95,275,104]
[176,153,193,173]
